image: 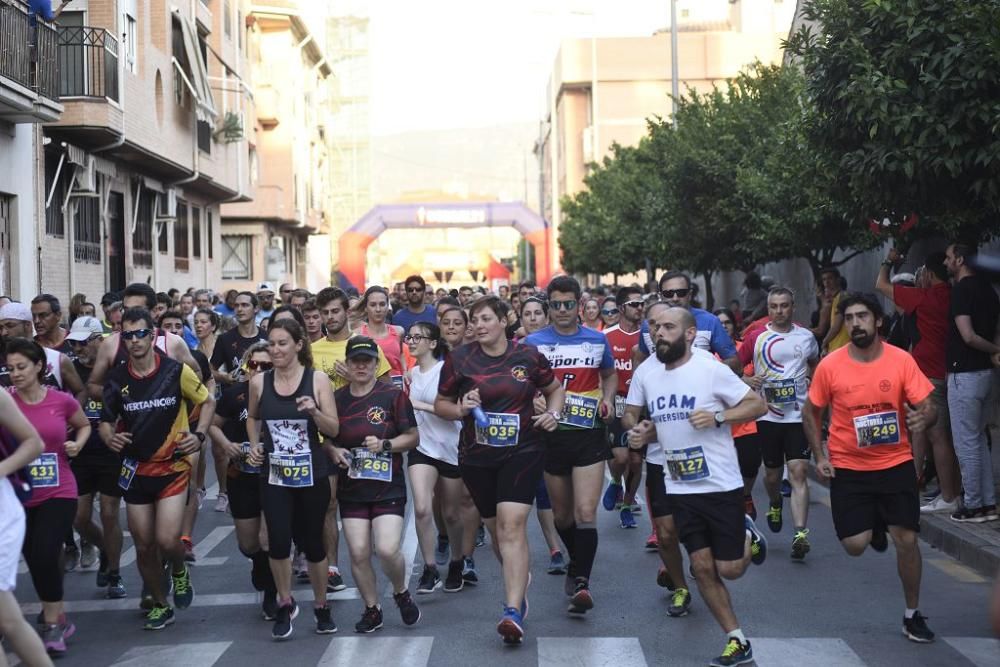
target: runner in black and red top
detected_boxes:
[435,296,564,646]
[327,336,420,634]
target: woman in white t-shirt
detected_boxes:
[405,322,469,594]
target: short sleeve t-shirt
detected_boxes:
[827,292,851,352]
[808,344,933,472]
[392,305,438,333]
[16,388,80,507]
[744,324,819,423]
[71,360,117,465]
[334,383,416,504]
[638,308,738,360]
[210,327,267,379]
[312,337,392,390]
[946,276,1000,373]
[215,381,254,478]
[437,341,555,466]
[604,325,641,396]
[893,282,950,379]
[626,352,750,495]
[408,361,461,466]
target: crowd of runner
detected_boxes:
[0,240,998,666]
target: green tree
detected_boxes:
[785,0,1000,244]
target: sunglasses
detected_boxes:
[69,334,102,346]
[246,360,273,371]
[622,300,644,309]
[405,286,424,293]
[660,288,691,299]
[549,299,578,311]
[601,308,619,316]
[121,328,153,341]
[404,334,429,343]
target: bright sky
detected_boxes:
[368,0,670,136]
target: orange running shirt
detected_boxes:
[808,344,932,472]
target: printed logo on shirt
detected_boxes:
[879,379,892,392]
[367,405,387,425]
[510,365,528,382]
[648,393,697,423]
[121,384,130,397]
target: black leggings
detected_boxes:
[23,499,76,602]
[260,477,330,562]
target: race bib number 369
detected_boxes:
[853,411,901,447]
[763,379,797,406]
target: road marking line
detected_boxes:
[538,637,648,666]
[317,636,434,666]
[927,558,987,584]
[943,636,1000,667]
[110,641,232,666]
[750,638,867,666]
[193,526,234,563]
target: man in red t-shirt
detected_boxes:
[875,249,959,512]
[804,293,936,644]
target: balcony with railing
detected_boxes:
[58,26,119,101]
[0,0,62,122]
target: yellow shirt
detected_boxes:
[312,336,392,390]
[827,291,850,352]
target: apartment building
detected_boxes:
[39,0,255,300]
[0,0,62,299]
[220,1,333,293]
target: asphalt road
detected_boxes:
[8,467,1000,667]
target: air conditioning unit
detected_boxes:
[156,189,178,219]
[72,158,97,193]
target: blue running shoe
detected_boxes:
[744,515,767,565]
[602,481,623,511]
[620,507,637,529]
[497,606,524,644]
[780,478,792,498]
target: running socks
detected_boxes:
[573,523,598,579]
[728,628,747,644]
[556,523,577,561]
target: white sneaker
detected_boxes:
[920,496,959,513]
[214,493,229,513]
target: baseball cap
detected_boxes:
[0,303,32,322]
[257,282,275,294]
[66,316,104,341]
[345,336,379,360]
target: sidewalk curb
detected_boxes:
[807,464,1000,577]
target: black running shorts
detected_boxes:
[669,489,747,562]
[829,461,920,540]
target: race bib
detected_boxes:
[763,379,797,406]
[664,446,711,483]
[266,419,310,455]
[614,395,626,419]
[474,413,520,448]
[268,451,314,487]
[237,442,261,474]
[853,411,901,447]
[118,457,137,491]
[83,397,103,421]
[348,449,393,482]
[28,453,59,488]
[391,375,404,390]
[561,393,599,429]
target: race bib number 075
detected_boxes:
[268,451,314,487]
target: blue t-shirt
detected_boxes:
[29,0,55,24]
[639,307,737,359]
[214,303,235,318]
[391,305,437,333]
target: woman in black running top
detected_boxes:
[246,319,339,640]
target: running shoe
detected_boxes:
[620,507,637,529]
[790,529,811,561]
[444,560,464,592]
[182,537,196,563]
[354,605,383,633]
[262,590,278,621]
[870,521,889,553]
[745,515,767,565]
[628,503,642,514]
[80,541,99,569]
[462,557,479,585]
[272,599,298,640]
[314,605,337,634]
[496,606,524,645]
[780,478,792,497]
[920,496,959,513]
[766,500,783,533]
[710,637,753,666]
[434,535,450,567]
[902,610,935,643]
[326,569,346,593]
[96,551,109,587]
[214,492,229,513]
[172,566,194,609]
[393,589,421,626]
[744,496,757,521]
[107,573,127,599]
[547,550,567,575]
[195,487,207,510]
[294,552,310,582]
[982,505,1000,522]
[645,532,659,551]
[476,524,486,548]
[656,566,676,591]
[40,620,75,655]
[416,565,441,594]
[568,578,593,614]
[143,605,175,631]
[63,543,79,573]
[564,561,577,596]
[667,588,691,617]
[602,481,623,511]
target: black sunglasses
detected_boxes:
[622,300,644,309]
[121,328,153,341]
[246,360,273,371]
[601,308,619,316]
[660,288,691,299]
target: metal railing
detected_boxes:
[58,26,118,101]
[0,0,60,100]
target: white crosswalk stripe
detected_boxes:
[943,636,1000,667]
[317,636,435,666]
[538,637,647,667]
[749,638,867,666]
[109,641,232,666]
[192,526,235,566]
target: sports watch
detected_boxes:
[714,412,726,428]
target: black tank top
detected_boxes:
[259,368,329,477]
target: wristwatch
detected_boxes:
[548,410,563,421]
[381,439,392,453]
[194,431,207,443]
[714,412,726,428]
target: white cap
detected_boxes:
[0,302,32,322]
[257,282,275,294]
[66,315,104,341]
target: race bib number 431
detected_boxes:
[268,451,314,487]
[28,453,59,488]
[853,411,901,447]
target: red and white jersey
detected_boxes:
[603,324,640,396]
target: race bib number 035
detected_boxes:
[763,379,797,406]
[853,411,901,447]
[560,393,599,429]
[475,413,520,448]
[268,451,314,487]
[664,446,711,483]
[28,453,59,488]
[348,449,393,482]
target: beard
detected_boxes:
[850,328,876,349]
[655,338,687,365]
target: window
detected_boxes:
[249,147,258,184]
[192,205,201,258]
[224,0,232,39]
[44,155,65,237]
[123,0,138,74]
[197,120,212,153]
[174,201,189,272]
[157,218,168,254]
[221,235,251,280]
[237,10,243,52]
[133,191,154,267]
[207,210,214,259]
[171,19,189,106]
[74,197,102,264]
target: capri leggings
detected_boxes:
[22,499,76,602]
[260,478,330,562]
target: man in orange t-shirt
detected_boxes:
[804,293,936,644]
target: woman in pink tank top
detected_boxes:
[355,287,406,386]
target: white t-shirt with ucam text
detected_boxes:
[626,351,750,495]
